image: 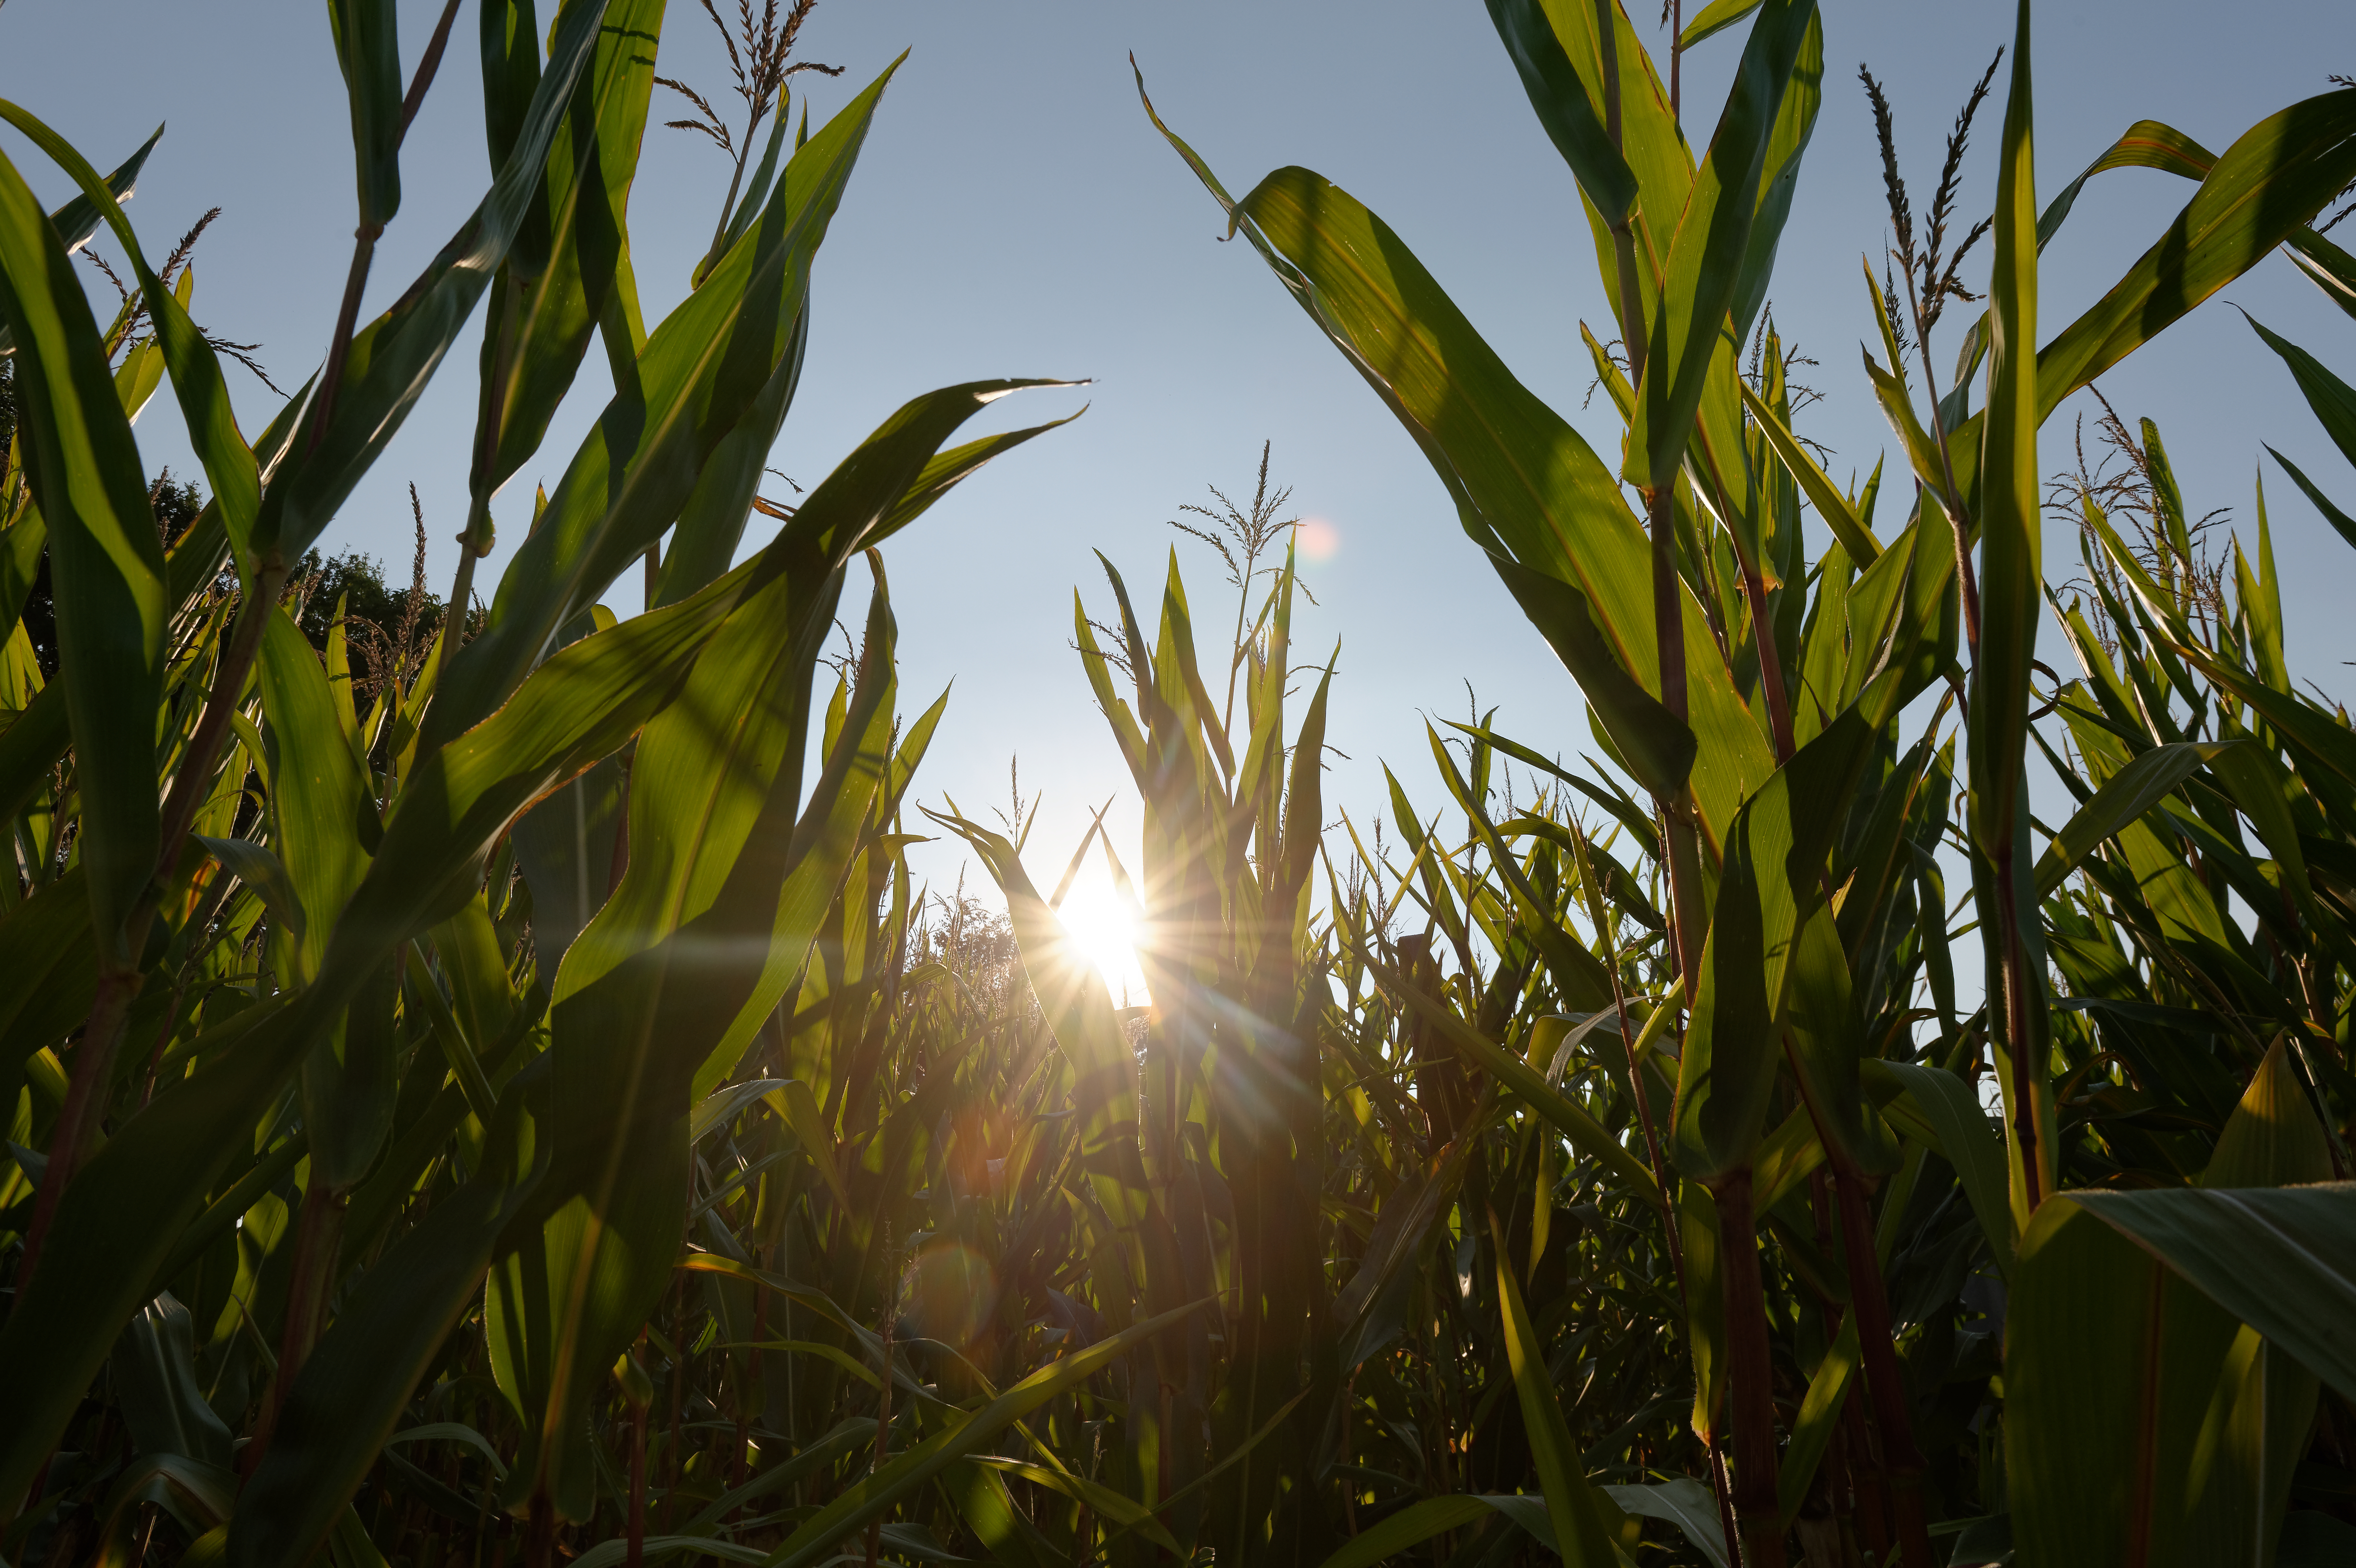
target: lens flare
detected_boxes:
[1056,869,1150,1006]
[1295,516,1341,561]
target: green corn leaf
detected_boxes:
[1491,1209,1622,1567]
[1865,1060,2016,1277]
[1679,0,1766,50]
[2243,312,2356,473]
[1484,0,1638,223]
[1774,1311,1858,1529]
[0,872,95,1090]
[1737,375,1879,565]
[2008,1187,2342,1565]
[2263,443,2356,555]
[1604,1479,1727,1568]
[2289,224,2356,321]
[493,566,901,1519]
[2038,87,2356,417]
[1314,1496,1555,1568]
[1623,0,1818,493]
[1859,342,1952,514]
[2204,1040,2334,1193]
[1486,555,1695,800]
[2067,1182,2356,1398]
[760,1297,1217,1568]
[1966,2,2044,1146]
[1546,0,1694,336]
[255,0,611,565]
[1376,959,1661,1205]
[0,140,168,966]
[0,121,158,357]
[1672,686,1893,1183]
[1136,69,1775,840]
[233,1091,545,1568]
[2033,740,2228,899]
[0,547,771,1506]
[2237,473,2288,691]
[469,0,666,503]
[325,0,404,229]
[1778,905,1902,1178]
[2037,119,2215,250]
[257,608,377,985]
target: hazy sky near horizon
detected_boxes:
[4,0,2353,925]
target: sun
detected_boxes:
[1054,867,1151,1007]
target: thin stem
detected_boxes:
[242,1178,349,1482]
[18,969,140,1284]
[1577,824,1741,1568]
[397,0,468,146]
[307,227,381,458]
[524,1495,557,1568]
[1714,1170,1787,1568]
[1839,1372,1891,1559]
[157,570,280,862]
[1670,0,1683,124]
[430,277,518,694]
[703,136,757,281]
[1830,1167,1937,1568]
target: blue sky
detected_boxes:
[5,0,2352,931]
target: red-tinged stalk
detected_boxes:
[24,547,285,1287]
[396,0,466,145]
[1588,25,1734,1550]
[1830,1167,1935,1568]
[1670,0,1684,123]
[23,0,462,1292]
[1713,1170,1787,1568]
[1805,1170,1863,1556]
[1840,1380,1890,1560]
[524,1493,557,1568]
[242,1179,349,1482]
[18,969,139,1285]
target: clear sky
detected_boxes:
[5,0,2353,944]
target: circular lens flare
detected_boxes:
[1295,516,1341,562]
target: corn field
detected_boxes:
[3,3,2355,1567]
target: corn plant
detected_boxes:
[10,3,2356,1568]
[0,1,1076,1562]
[1137,0,2356,1562]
